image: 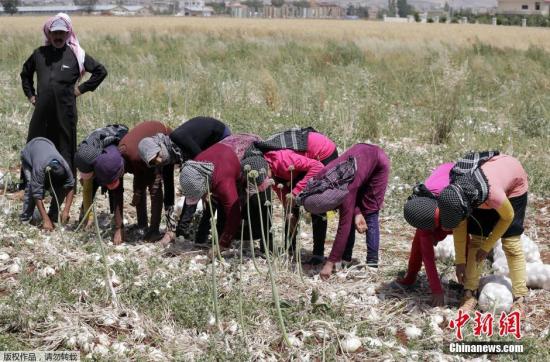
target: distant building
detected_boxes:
[262,1,343,18]
[263,4,305,18]
[119,5,152,16]
[307,2,345,18]
[1,5,81,15]
[497,0,550,14]
[228,2,252,17]
[0,4,151,16]
[177,0,214,16]
[367,6,379,19]
[152,1,176,14]
[93,5,151,16]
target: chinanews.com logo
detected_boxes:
[447,309,524,354]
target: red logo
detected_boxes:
[449,309,471,341]
[473,311,494,337]
[498,311,522,340]
[449,310,522,340]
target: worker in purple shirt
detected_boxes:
[298,143,390,279]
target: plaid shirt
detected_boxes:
[254,127,315,152]
[76,124,128,172]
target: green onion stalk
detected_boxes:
[256,174,277,273]
[287,165,304,279]
[263,186,277,260]
[284,165,296,258]
[276,183,287,261]
[293,208,304,282]
[253,174,269,259]
[249,170,290,346]
[92,201,119,309]
[238,221,247,342]
[205,179,221,329]
[244,165,261,274]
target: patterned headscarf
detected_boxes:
[75,142,99,173]
[403,196,438,230]
[450,150,498,208]
[243,144,264,159]
[43,13,85,77]
[179,161,214,200]
[75,124,129,173]
[241,155,270,194]
[219,133,262,160]
[254,127,315,152]
[439,150,499,229]
[438,184,469,229]
[138,133,183,167]
[241,156,268,183]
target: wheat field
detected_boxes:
[3,17,550,51]
[0,17,549,360]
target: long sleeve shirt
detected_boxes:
[453,155,528,262]
[21,45,107,100]
[108,121,173,229]
[195,143,242,247]
[405,228,450,294]
[265,132,336,198]
[169,117,228,160]
[265,150,324,199]
[425,163,454,195]
[325,144,390,262]
[401,163,455,294]
[303,132,337,161]
[118,121,172,177]
[21,137,74,200]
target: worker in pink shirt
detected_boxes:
[397,162,466,306]
[255,128,338,262]
[438,152,528,312]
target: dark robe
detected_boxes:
[21,44,107,175]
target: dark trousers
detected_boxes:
[133,171,163,232]
[284,206,328,256]
[26,99,78,180]
[243,190,273,252]
[342,211,380,265]
[196,201,225,245]
[176,203,198,237]
[287,148,339,258]
[195,190,272,250]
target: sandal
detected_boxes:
[459,290,478,313]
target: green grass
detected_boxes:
[1,29,548,201]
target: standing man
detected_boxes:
[20,13,107,180]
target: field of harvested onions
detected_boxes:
[1,17,550,360]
